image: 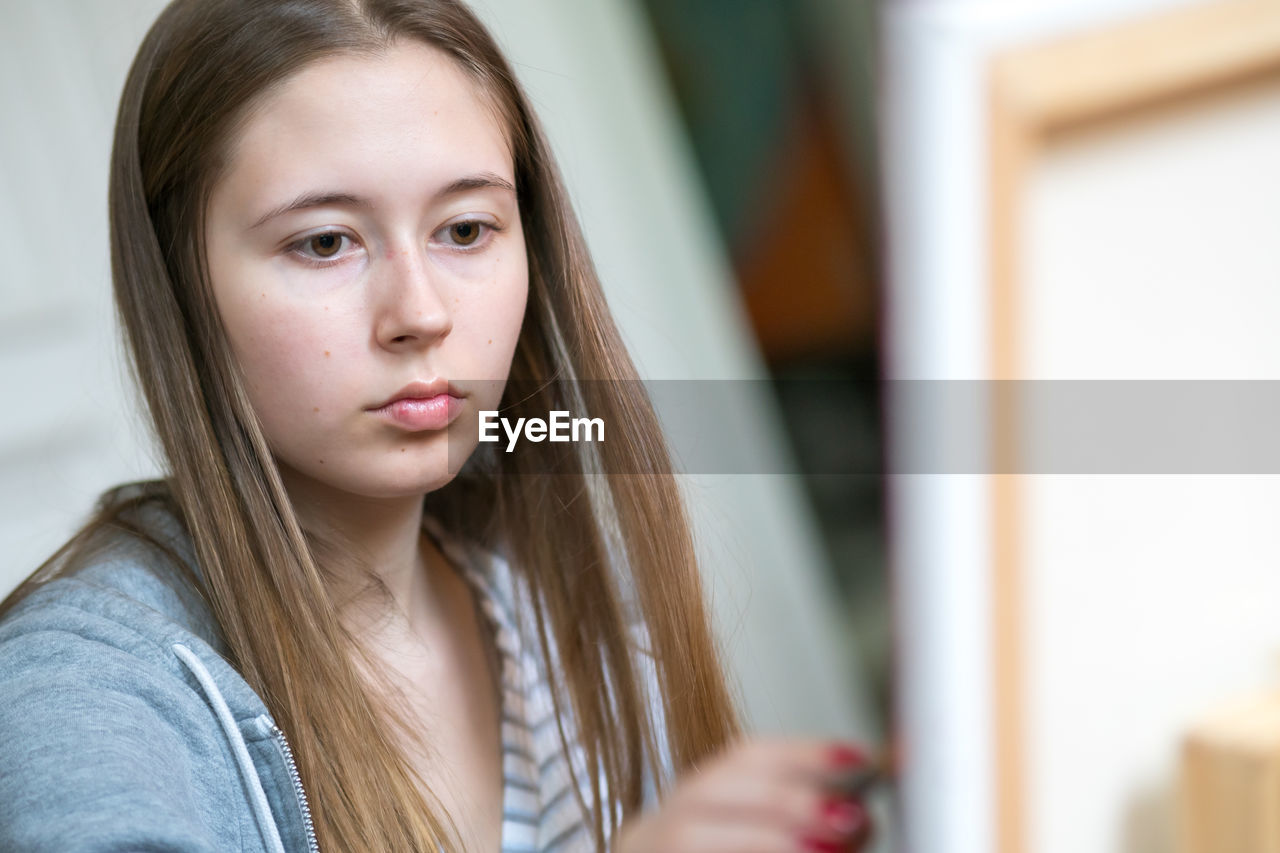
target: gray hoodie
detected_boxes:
[0,494,320,851]
[0,491,670,852]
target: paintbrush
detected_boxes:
[827,747,891,798]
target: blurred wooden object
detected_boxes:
[1179,691,1280,853]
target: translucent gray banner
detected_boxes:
[440,379,1280,476]
[443,378,876,476]
[890,380,1280,474]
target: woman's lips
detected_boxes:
[370,394,465,431]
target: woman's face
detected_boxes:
[205,41,527,501]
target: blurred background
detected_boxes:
[10,0,1280,852]
[635,0,889,725]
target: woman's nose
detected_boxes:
[373,245,453,349]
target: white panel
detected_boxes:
[1022,79,1280,853]
[1026,80,1280,382]
[881,1,1234,851]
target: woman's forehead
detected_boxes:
[212,41,514,222]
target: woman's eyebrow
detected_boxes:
[248,172,517,231]
[440,172,516,198]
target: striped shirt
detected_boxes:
[423,516,672,853]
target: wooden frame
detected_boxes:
[986,2,1280,851]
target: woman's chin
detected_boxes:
[276,454,463,504]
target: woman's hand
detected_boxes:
[613,736,874,853]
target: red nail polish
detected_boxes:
[799,836,846,853]
[828,743,866,768]
[821,797,865,836]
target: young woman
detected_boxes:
[0,1,874,851]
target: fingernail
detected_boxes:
[821,797,865,836]
[827,743,866,768]
[799,836,847,853]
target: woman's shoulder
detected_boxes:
[0,482,245,748]
[0,484,288,851]
[1,483,225,661]
[0,483,240,727]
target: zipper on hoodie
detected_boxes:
[269,721,320,853]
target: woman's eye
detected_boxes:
[309,233,344,257]
[438,220,497,250]
[452,222,482,246]
[289,231,355,265]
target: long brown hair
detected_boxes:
[0,1,742,849]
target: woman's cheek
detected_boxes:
[452,283,523,360]
[486,257,528,335]
[234,325,338,429]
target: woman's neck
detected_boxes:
[277,466,447,642]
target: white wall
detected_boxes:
[0,2,166,594]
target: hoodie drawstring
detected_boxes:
[173,642,287,853]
